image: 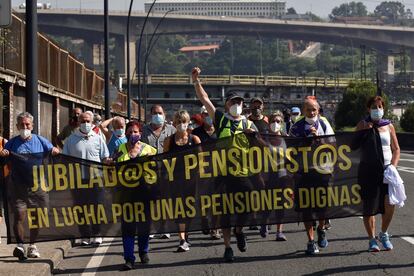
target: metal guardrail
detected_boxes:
[122,74,354,87]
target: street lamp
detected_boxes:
[126,0,134,119]
[256,32,263,76]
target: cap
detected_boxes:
[250,97,263,104]
[225,92,244,102]
[291,107,301,114]
[200,105,208,114]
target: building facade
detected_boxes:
[144,0,286,18]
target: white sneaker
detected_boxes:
[81,238,90,246]
[91,237,103,245]
[149,234,155,239]
[27,245,40,258]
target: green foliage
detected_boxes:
[287,7,297,15]
[374,1,405,23]
[400,103,414,132]
[334,81,378,129]
[330,1,368,19]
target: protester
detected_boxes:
[248,97,269,133]
[100,116,127,156]
[259,111,288,241]
[0,123,7,244]
[192,66,257,262]
[0,112,59,260]
[141,104,175,239]
[55,107,82,148]
[290,106,301,123]
[289,98,334,255]
[62,111,110,246]
[356,96,400,252]
[112,120,157,270]
[164,110,201,252]
[92,113,106,142]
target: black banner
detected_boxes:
[4,129,384,243]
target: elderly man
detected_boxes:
[63,111,110,246]
[55,107,82,148]
[289,97,335,255]
[192,66,257,262]
[99,116,127,156]
[141,104,175,239]
[0,112,59,260]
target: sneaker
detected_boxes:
[368,238,380,252]
[160,233,171,239]
[275,231,287,241]
[223,247,234,262]
[324,220,332,230]
[139,253,150,264]
[317,228,328,248]
[305,240,319,255]
[149,234,155,239]
[177,239,190,252]
[13,246,27,261]
[379,232,393,251]
[27,245,40,258]
[91,237,103,245]
[234,230,247,252]
[80,238,90,246]
[122,260,134,271]
[210,230,221,240]
[260,225,268,238]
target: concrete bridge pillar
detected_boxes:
[124,35,137,78]
[377,53,395,82]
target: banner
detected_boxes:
[4,129,385,243]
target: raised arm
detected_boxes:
[192,67,216,120]
[99,117,113,141]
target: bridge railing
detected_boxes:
[124,74,354,87]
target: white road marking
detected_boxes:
[397,166,414,174]
[81,238,114,276]
[399,159,414,163]
[401,236,414,245]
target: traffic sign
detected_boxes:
[0,0,11,27]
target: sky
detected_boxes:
[11,0,414,18]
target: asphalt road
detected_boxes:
[54,153,414,276]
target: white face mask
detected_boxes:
[305,116,318,125]
[19,129,31,139]
[229,104,243,117]
[270,122,281,133]
[291,114,299,122]
[80,122,92,134]
[176,123,188,132]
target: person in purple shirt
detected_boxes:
[0,112,59,261]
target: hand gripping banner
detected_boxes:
[4,129,384,243]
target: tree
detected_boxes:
[374,1,405,23]
[400,103,414,132]
[330,1,368,19]
[287,7,297,15]
[334,81,377,128]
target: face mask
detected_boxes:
[229,104,243,117]
[270,122,281,133]
[205,116,213,126]
[305,116,318,125]
[176,123,188,132]
[151,114,165,126]
[252,108,262,117]
[19,129,31,139]
[113,128,125,137]
[371,108,384,121]
[127,134,141,145]
[80,123,92,134]
[291,115,299,122]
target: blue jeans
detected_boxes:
[122,234,149,262]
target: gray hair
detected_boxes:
[112,116,126,126]
[17,112,34,124]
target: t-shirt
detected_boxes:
[192,126,217,143]
[63,131,109,162]
[107,134,127,156]
[249,117,269,133]
[289,117,335,138]
[5,134,53,154]
[57,124,76,144]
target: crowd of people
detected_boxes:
[0,67,401,269]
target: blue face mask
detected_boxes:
[113,128,125,137]
[127,134,141,145]
[151,114,165,126]
[204,116,213,126]
[370,108,384,121]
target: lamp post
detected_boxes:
[104,0,110,119]
[126,0,134,119]
[137,0,157,123]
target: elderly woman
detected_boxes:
[164,110,201,252]
[356,96,400,252]
[113,120,157,270]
